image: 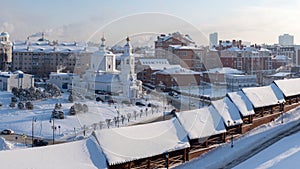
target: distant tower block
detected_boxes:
[0,32,12,71]
[209,32,218,48]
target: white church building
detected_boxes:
[77,36,142,101]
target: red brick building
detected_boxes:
[155,32,205,71]
[214,40,274,85]
[153,67,201,87]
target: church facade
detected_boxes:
[77,36,142,101]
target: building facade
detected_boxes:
[0,32,12,71]
[12,37,95,78]
[155,32,205,71]
[278,34,294,46]
[48,72,80,91]
[0,71,34,91]
[266,44,296,65]
[79,36,142,101]
[209,32,218,48]
[214,40,274,85]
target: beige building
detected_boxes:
[12,36,96,78]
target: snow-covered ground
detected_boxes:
[234,132,300,169]
[175,106,300,169]
[0,91,173,142]
[0,136,26,151]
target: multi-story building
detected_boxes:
[278,34,294,46]
[12,36,96,78]
[265,44,296,65]
[0,32,12,71]
[153,67,201,87]
[155,32,204,71]
[225,74,257,91]
[209,32,218,48]
[136,58,180,83]
[215,40,274,85]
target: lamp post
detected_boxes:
[32,117,37,147]
[74,127,76,140]
[58,125,61,135]
[49,118,56,144]
[165,153,169,169]
[227,120,234,148]
[115,105,120,127]
[278,101,285,123]
[189,86,191,110]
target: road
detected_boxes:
[223,121,300,169]
[0,133,65,146]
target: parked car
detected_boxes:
[33,139,48,147]
[1,129,14,135]
[135,102,146,106]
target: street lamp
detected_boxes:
[115,105,120,127]
[32,117,37,147]
[58,125,61,135]
[227,120,235,148]
[165,153,169,169]
[49,118,56,144]
[74,127,76,140]
[278,101,285,123]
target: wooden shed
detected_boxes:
[176,106,227,152]
[93,118,190,169]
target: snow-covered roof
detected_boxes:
[176,106,226,140]
[273,55,290,60]
[270,72,291,77]
[207,67,243,74]
[155,67,201,75]
[93,118,190,165]
[169,45,202,50]
[227,91,255,117]
[158,32,195,43]
[226,47,241,52]
[0,137,107,169]
[0,72,13,77]
[273,78,300,97]
[258,48,271,52]
[49,72,79,77]
[242,84,285,108]
[95,73,120,83]
[212,97,243,127]
[12,40,93,53]
[149,64,181,71]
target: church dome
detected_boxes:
[0,32,9,37]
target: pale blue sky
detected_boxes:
[1,0,299,45]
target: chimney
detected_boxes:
[232,40,236,47]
